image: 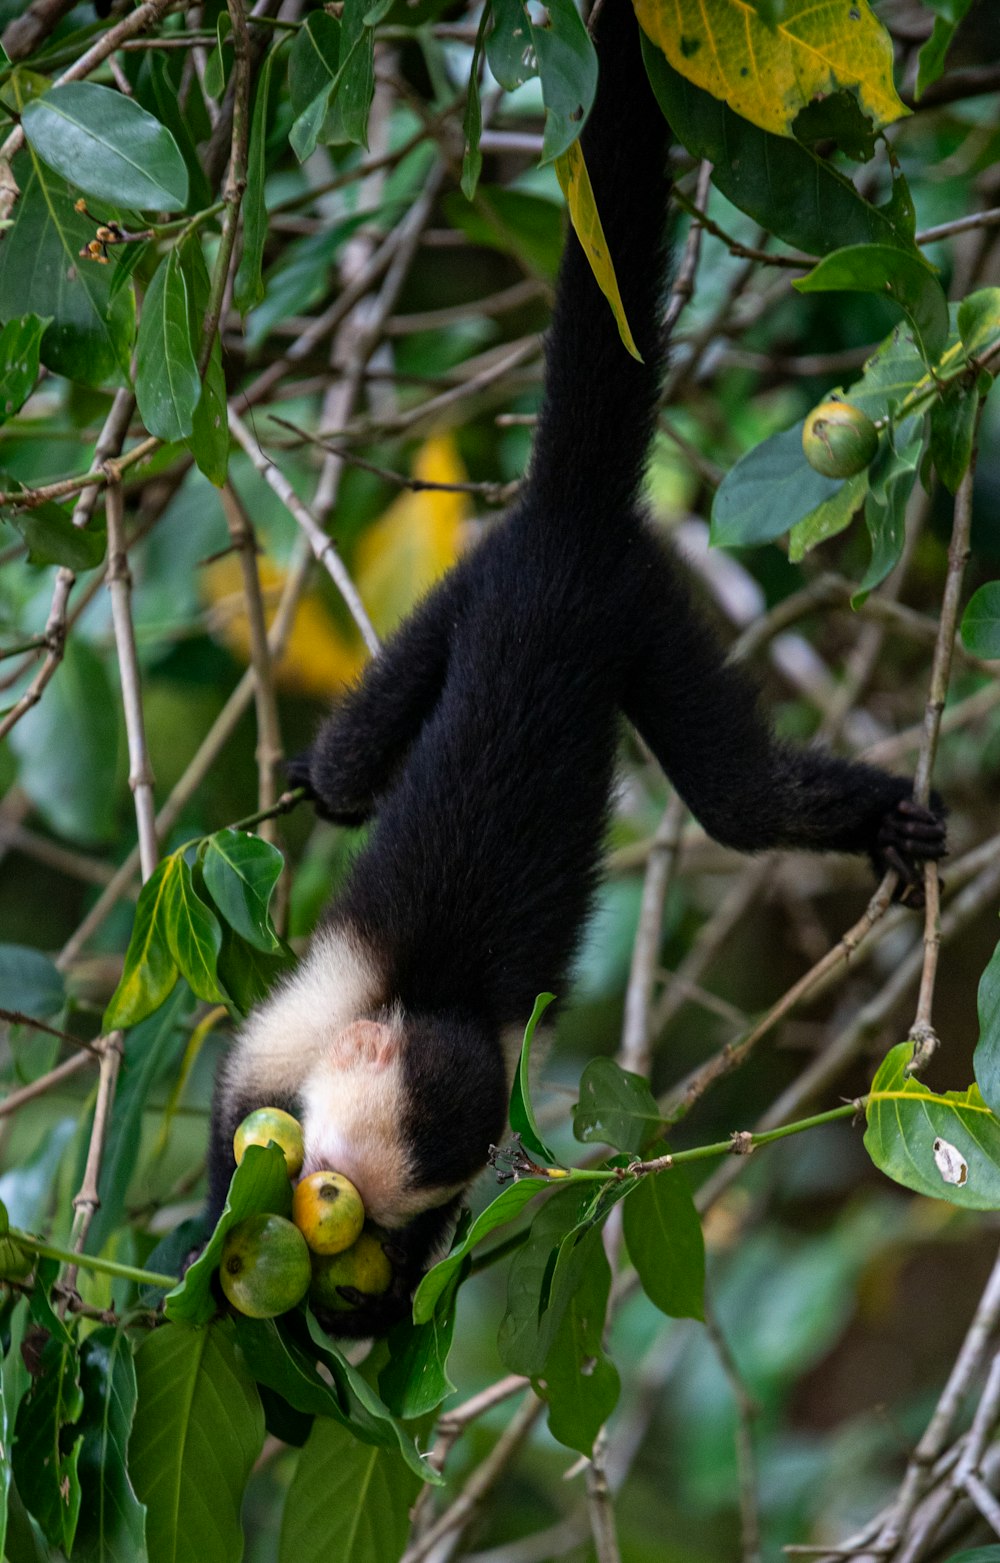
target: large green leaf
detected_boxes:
[864,1042,1000,1210]
[8,503,107,571]
[930,379,979,493]
[10,638,122,844]
[161,857,224,1005]
[916,0,977,96]
[75,1328,147,1563]
[164,1143,292,1325]
[532,0,598,164]
[509,992,557,1163]
[789,470,868,561]
[288,13,341,162]
[621,1165,705,1320]
[642,43,910,258]
[279,1417,420,1563]
[378,1305,457,1420]
[974,937,1000,1117]
[0,146,134,385]
[412,1177,547,1323]
[12,1286,83,1553]
[538,1223,619,1454]
[322,0,375,148]
[103,859,179,1032]
[0,315,49,425]
[129,1322,263,1563]
[497,1184,595,1376]
[795,245,949,365]
[0,945,64,1021]
[21,83,188,211]
[962,583,1000,660]
[234,47,278,312]
[573,1057,661,1153]
[958,288,1000,360]
[711,421,840,549]
[135,251,201,443]
[856,418,923,601]
[201,830,284,953]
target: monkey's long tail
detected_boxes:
[525,0,672,519]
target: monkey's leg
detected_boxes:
[292,574,462,824]
[619,531,946,887]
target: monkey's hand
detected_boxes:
[285,750,373,826]
[872,797,947,908]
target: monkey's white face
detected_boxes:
[299,1018,461,1229]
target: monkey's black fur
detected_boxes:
[208,0,946,1334]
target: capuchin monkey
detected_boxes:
[208,0,946,1335]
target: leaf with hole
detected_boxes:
[864,1042,1000,1209]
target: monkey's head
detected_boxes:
[295,1008,509,1335]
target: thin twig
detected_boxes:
[586,1429,623,1563]
[105,481,158,881]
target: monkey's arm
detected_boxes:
[620,533,946,892]
[291,573,461,824]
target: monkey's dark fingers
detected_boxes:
[883,844,919,884]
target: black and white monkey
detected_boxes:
[209,0,946,1334]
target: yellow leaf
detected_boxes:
[554,140,641,362]
[634,0,907,139]
[355,433,467,634]
[203,555,363,698]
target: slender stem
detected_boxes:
[14,1231,179,1291]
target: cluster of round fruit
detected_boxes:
[219,1108,393,1320]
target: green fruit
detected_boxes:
[309,1230,394,1312]
[292,1171,365,1255]
[802,399,878,478]
[219,1213,311,1318]
[233,1108,305,1178]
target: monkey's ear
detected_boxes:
[333,1019,400,1069]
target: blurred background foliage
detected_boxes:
[1,0,1000,1558]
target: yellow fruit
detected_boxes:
[309,1230,394,1311]
[219,1213,311,1318]
[233,1108,304,1178]
[292,1171,365,1255]
[802,399,878,478]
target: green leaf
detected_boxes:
[0,1375,10,1561]
[641,42,911,258]
[486,0,536,90]
[711,421,841,549]
[795,244,950,365]
[412,1178,547,1324]
[323,0,376,148]
[129,1322,264,1563]
[537,1224,619,1454]
[509,993,558,1163]
[216,923,294,1017]
[0,153,134,388]
[532,0,598,164]
[958,287,1000,360]
[441,188,563,280]
[10,638,121,844]
[0,945,64,1020]
[622,1165,705,1319]
[864,1042,1000,1210]
[461,2,491,200]
[930,380,979,493]
[0,314,48,424]
[962,583,1000,660]
[164,1143,292,1324]
[7,502,107,570]
[300,1312,440,1483]
[497,1184,594,1376]
[75,1328,147,1563]
[135,251,201,443]
[855,419,922,602]
[573,1057,661,1153]
[288,13,341,161]
[378,1306,457,1420]
[974,937,1000,1116]
[12,1305,84,1552]
[916,0,977,97]
[179,236,229,485]
[232,1315,370,1427]
[144,55,212,214]
[162,856,224,1004]
[103,859,179,1032]
[234,46,278,313]
[21,84,188,211]
[88,988,191,1254]
[201,830,284,953]
[278,1417,420,1563]
[204,16,232,99]
[788,469,868,561]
